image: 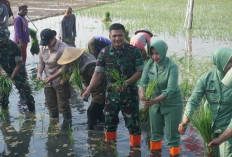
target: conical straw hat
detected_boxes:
[57,46,85,65]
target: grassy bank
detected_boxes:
[76,0,232,40]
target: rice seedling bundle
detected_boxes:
[139,79,158,122]
[72,66,83,91]
[187,102,215,157]
[0,75,13,96]
[29,28,39,56]
[105,68,127,93]
[31,79,45,93]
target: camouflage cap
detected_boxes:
[0,27,10,41]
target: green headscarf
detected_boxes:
[150,40,168,65]
[212,48,232,79]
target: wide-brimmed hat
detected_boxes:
[57,46,85,65]
[135,28,153,37]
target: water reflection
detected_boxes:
[46,119,75,157]
[0,113,36,156]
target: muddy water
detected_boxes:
[1,14,231,157]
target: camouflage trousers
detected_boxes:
[0,70,35,112]
[105,86,141,135]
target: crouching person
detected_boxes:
[57,46,106,130]
[0,28,35,113]
[37,28,71,120]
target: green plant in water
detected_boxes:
[68,123,74,143]
[102,11,111,22]
[31,79,45,94]
[18,115,24,127]
[99,139,104,152]
[65,38,72,45]
[0,75,13,96]
[139,79,158,122]
[29,28,39,55]
[72,65,83,91]
[187,101,215,157]
[106,68,127,93]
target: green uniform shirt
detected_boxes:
[140,40,183,114]
[95,43,144,87]
[185,48,232,133]
[0,39,24,75]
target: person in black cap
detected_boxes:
[37,28,72,121]
[0,28,35,113]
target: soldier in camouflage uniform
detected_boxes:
[0,28,35,112]
[82,23,144,147]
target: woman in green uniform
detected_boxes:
[139,40,183,156]
[178,48,232,156]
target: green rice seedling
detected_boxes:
[31,79,45,94]
[105,68,127,93]
[18,115,24,127]
[187,101,215,156]
[68,123,74,144]
[29,28,39,55]
[99,139,104,152]
[139,79,158,122]
[72,66,83,91]
[65,38,72,45]
[0,75,13,96]
[102,11,111,22]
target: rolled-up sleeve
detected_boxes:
[95,50,105,72]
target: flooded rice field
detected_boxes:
[1,14,232,157]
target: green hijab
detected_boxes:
[212,48,232,79]
[150,40,168,65]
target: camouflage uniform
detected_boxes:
[95,43,144,135]
[0,39,35,111]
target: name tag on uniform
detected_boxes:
[206,90,216,93]
[148,71,154,75]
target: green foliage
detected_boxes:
[170,54,214,101]
[106,68,127,93]
[125,29,130,43]
[140,79,158,122]
[30,79,45,94]
[102,11,111,22]
[187,101,215,156]
[72,65,83,91]
[76,0,232,40]
[65,38,72,45]
[29,28,39,55]
[68,123,74,143]
[0,75,13,96]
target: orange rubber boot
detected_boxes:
[170,147,180,156]
[105,131,117,141]
[150,140,162,150]
[130,134,141,146]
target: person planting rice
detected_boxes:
[37,28,71,121]
[130,28,153,61]
[178,48,232,156]
[0,28,35,113]
[139,40,183,156]
[82,23,144,147]
[57,46,106,130]
[88,36,111,59]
